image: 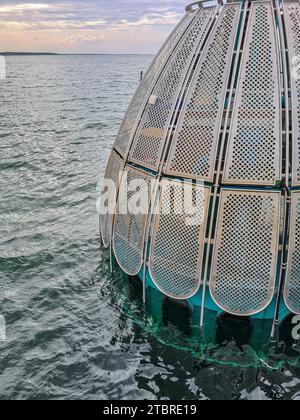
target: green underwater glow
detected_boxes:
[101,251,300,371]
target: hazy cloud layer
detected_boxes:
[0,1,190,53]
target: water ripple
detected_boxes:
[1,55,300,400]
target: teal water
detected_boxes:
[1,55,300,400]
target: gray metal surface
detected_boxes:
[223,1,281,186]
[113,166,154,276]
[210,189,281,316]
[101,1,300,320]
[128,6,216,171]
[285,192,300,314]
[100,151,123,248]
[149,180,210,300]
[165,3,241,182]
[113,12,196,157]
[283,1,300,186]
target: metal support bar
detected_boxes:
[200,0,249,327]
[186,0,224,12]
[269,0,293,341]
[141,4,221,306]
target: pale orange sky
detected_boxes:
[0,1,188,54]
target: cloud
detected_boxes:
[0,0,189,53]
[0,1,187,27]
[19,19,107,30]
[66,33,105,44]
[0,3,51,13]
[114,12,182,29]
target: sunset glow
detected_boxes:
[0,1,187,54]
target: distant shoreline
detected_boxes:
[0,52,154,56]
[0,52,58,56]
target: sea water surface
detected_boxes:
[1,55,300,400]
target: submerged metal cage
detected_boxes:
[100,0,300,323]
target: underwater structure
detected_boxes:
[100,0,300,346]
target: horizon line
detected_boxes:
[0,52,154,56]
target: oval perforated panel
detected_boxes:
[100,151,123,248]
[285,192,300,314]
[223,1,281,186]
[283,1,300,187]
[113,166,154,276]
[149,180,210,300]
[128,6,216,171]
[210,190,281,316]
[165,3,241,182]
[113,12,196,157]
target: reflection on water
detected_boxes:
[102,255,300,400]
[215,314,253,349]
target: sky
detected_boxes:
[0,0,190,54]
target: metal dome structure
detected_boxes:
[100,0,300,339]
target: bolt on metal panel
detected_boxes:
[283,1,300,187]
[113,12,196,157]
[113,166,155,276]
[223,1,281,186]
[285,192,300,314]
[100,151,123,248]
[165,3,241,182]
[210,189,281,316]
[149,180,211,300]
[128,7,216,171]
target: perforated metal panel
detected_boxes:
[223,1,281,186]
[100,151,123,248]
[165,3,241,181]
[285,192,300,314]
[284,1,300,186]
[128,7,216,171]
[113,166,154,276]
[113,12,196,157]
[210,190,281,316]
[100,1,299,321]
[149,180,210,299]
